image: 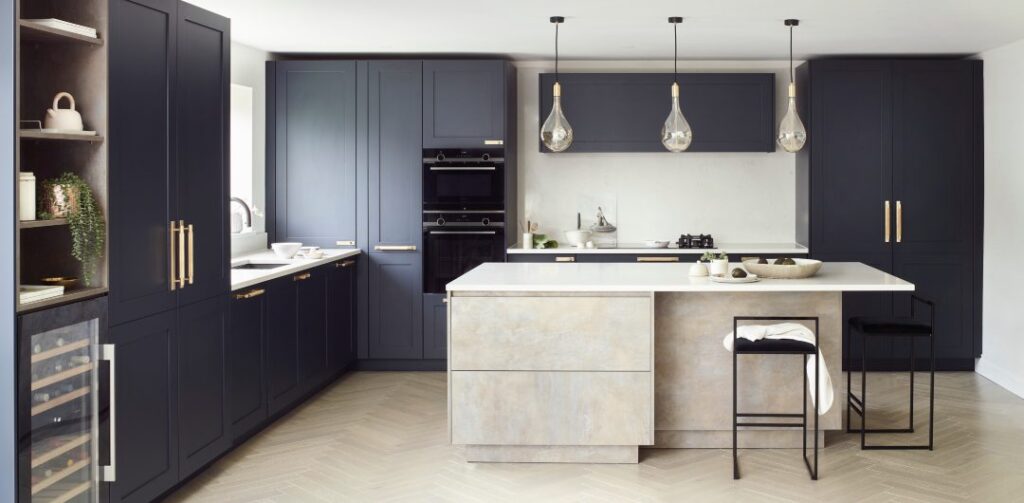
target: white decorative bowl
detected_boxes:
[564,230,592,247]
[271,242,302,259]
[644,240,669,248]
[742,258,823,279]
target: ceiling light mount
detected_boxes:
[550,16,564,24]
[784,18,799,27]
[668,16,682,24]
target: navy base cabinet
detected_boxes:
[423,294,447,360]
[228,285,267,440]
[799,59,982,371]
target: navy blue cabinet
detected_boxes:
[367,61,424,361]
[422,294,447,360]
[266,275,298,416]
[228,285,267,440]
[268,60,359,249]
[295,267,328,391]
[423,60,507,148]
[801,59,982,370]
[326,258,357,372]
[177,296,230,479]
[538,73,774,153]
[108,310,178,503]
[507,254,577,263]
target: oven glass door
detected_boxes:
[424,229,505,293]
[423,165,503,209]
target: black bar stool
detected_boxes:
[733,316,820,481]
[846,295,935,450]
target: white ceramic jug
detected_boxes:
[44,92,84,131]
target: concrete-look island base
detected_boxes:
[446,262,913,463]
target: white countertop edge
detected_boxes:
[506,242,810,255]
[448,284,916,293]
[231,249,361,291]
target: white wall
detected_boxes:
[976,38,1024,398]
[230,42,271,256]
[515,60,801,244]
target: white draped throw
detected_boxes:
[723,322,834,415]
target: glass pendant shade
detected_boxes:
[541,82,574,152]
[661,82,692,152]
[777,82,807,153]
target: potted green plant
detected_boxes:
[40,173,105,286]
[700,251,729,276]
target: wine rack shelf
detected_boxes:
[31,433,90,469]
[31,339,89,364]
[31,456,91,495]
[31,363,94,391]
[30,386,90,416]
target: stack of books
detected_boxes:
[19,285,65,305]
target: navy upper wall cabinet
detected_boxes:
[268,61,359,249]
[538,73,775,153]
[424,60,506,148]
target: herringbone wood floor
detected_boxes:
[167,371,1024,502]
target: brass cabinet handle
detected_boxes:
[186,223,194,285]
[336,260,356,268]
[374,245,417,252]
[637,256,679,263]
[233,288,265,300]
[554,256,575,263]
[483,139,504,145]
[896,200,903,243]
[884,200,891,243]
[177,220,187,287]
[293,272,312,281]
[169,221,179,291]
[336,240,355,246]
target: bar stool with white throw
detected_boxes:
[724,318,833,481]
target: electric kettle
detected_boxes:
[44,92,84,131]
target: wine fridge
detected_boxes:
[18,297,112,503]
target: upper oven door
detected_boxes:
[423,163,504,210]
[423,228,505,293]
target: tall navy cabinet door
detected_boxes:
[892,60,979,367]
[108,310,178,503]
[807,60,895,368]
[227,287,267,440]
[176,3,230,306]
[368,61,424,359]
[272,61,359,248]
[177,296,230,479]
[295,267,328,389]
[423,60,505,148]
[266,277,298,415]
[108,0,177,326]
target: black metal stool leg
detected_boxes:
[733,319,739,480]
[929,332,935,450]
[861,332,867,449]
[909,334,915,433]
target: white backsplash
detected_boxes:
[515,60,800,244]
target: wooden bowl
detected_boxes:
[741,258,822,279]
[41,276,78,288]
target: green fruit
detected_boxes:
[731,268,748,278]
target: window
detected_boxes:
[230,83,254,211]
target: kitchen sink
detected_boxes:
[232,263,288,270]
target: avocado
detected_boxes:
[757,257,768,264]
[731,268,748,278]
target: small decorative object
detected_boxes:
[564,229,592,247]
[44,92,85,132]
[41,276,79,288]
[271,242,302,259]
[39,173,104,286]
[644,240,669,248]
[591,207,616,233]
[661,17,693,152]
[522,233,534,249]
[688,260,709,277]
[532,234,558,249]
[701,250,729,276]
[540,16,573,152]
[777,19,807,153]
[18,171,36,221]
[731,267,748,279]
[710,272,759,284]
[742,258,822,279]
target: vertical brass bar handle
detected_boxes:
[187,223,195,284]
[896,201,902,243]
[884,201,891,243]
[178,220,187,288]
[169,221,178,290]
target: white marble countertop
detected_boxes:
[506,242,809,255]
[231,249,361,291]
[446,261,913,293]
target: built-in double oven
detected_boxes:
[423,150,506,294]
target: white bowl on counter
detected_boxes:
[564,230,592,247]
[271,242,302,259]
[644,240,670,248]
[742,258,823,279]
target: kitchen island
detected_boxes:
[445,262,913,463]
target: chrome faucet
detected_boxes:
[230,197,253,229]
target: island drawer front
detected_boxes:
[451,371,653,446]
[449,294,652,371]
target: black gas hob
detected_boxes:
[677,234,715,249]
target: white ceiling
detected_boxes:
[189,0,1024,59]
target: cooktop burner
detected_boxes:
[677,234,715,249]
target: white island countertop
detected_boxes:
[446,261,913,293]
[231,248,360,291]
[507,242,809,255]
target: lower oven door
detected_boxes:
[424,229,505,293]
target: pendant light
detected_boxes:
[540,16,574,152]
[777,19,807,153]
[661,17,693,152]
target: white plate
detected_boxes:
[709,273,759,284]
[644,240,669,248]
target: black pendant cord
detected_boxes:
[674,22,678,84]
[789,24,794,84]
[555,21,559,83]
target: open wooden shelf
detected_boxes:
[31,433,91,469]
[18,130,104,142]
[18,287,108,314]
[19,218,68,229]
[19,20,102,46]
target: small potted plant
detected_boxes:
[40,173,105,286]
[701,251,729,276]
